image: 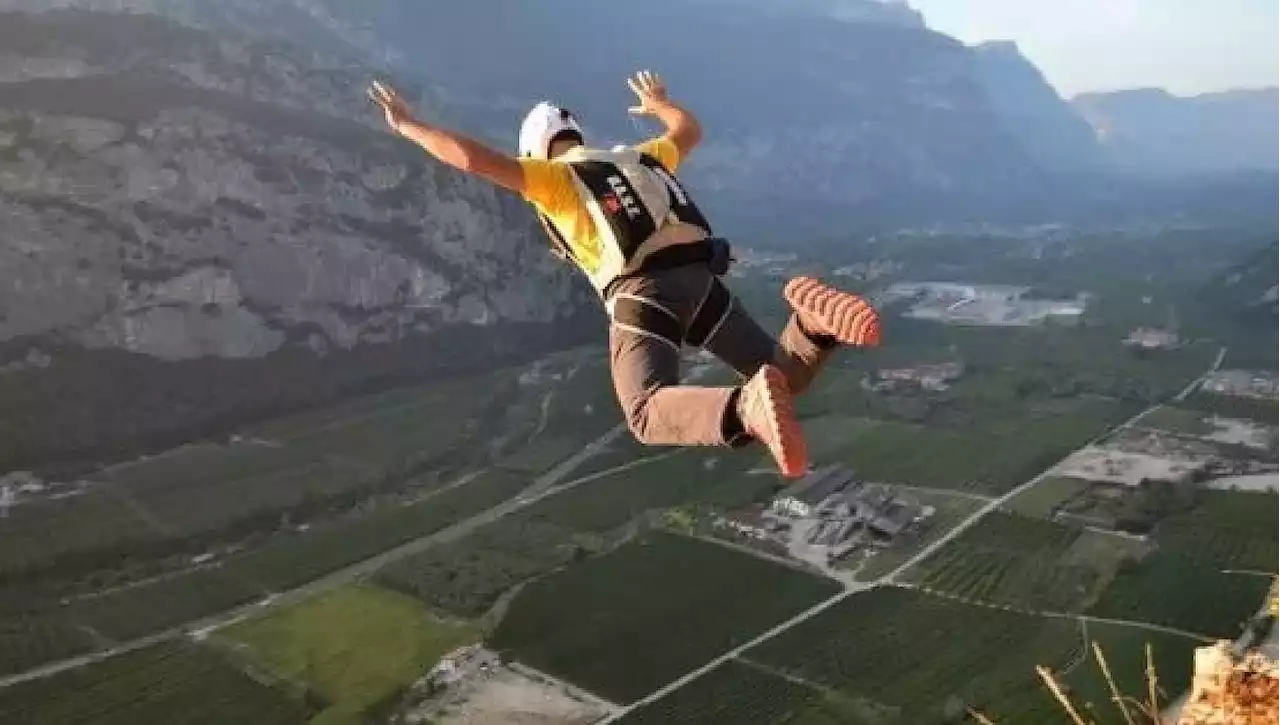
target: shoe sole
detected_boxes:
[784,276,881,346]
[755,365,808,479]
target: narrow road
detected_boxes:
[0,424,644,690]
[0,368,714,691]
[1173,345,1226,402]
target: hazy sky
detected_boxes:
[909,0,1279,97]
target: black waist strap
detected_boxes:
[602,238,730,301]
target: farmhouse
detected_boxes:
[1125,327,1180,350]
[1202,370,1279,399]
[771,466,858,518]
[873,362,966,392]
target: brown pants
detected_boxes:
[608,264,832,447]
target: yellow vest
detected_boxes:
[538,147,713,295]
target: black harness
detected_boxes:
[537,152,719,269]
[537,151,736,351]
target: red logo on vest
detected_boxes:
[602,193,623,215]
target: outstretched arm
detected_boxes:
[628,70,702,158]
[369,80,525,194]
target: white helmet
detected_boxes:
[518,101,583,159]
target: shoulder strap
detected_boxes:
[536,211,574,264]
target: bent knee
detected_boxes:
[623,397,661,445]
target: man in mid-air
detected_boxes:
[369,71,880,478]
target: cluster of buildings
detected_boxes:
[718,466,935,565]
[1124,327,1181,351]
[422,645,498,692]
[1202,370,1279,400]
[868,362,966,392]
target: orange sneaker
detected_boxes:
[784,276,881,347]
[738,365,808,478]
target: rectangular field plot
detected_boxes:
[1133,406,1215,435]
[1005,476,1092,517]
[1156,490,1278,571]
[981,622,1198,725]
[796,414,889,463]
[903,512,1113,613]
[0,610,95,678]
[488,532,840,704]
[0,491,157,580]
[745,587,1081,722]
[826,411,1121,495]
[65,568,264,642]
[216,584,477,725]
[615,659,875,725]
[227,468,530,592]
[519,448,774,534]
[0,643,312,725]
[375,515,581,618]
[1181,391,1278,424]
[242,370,503,461]
[29,469,529,659]
[1089,552,1271,639]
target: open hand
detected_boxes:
[368,79,415,133]
[626,70,672,116]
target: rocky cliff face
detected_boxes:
[1072,87,1280,177]
[0,9,595,470]
[0,10,587,362]
[969,41,1102,172]
[278,0,1045,231]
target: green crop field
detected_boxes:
[983,621,1199,725]
[519,448,774,533]
[229,468,530,591]
[66,568,264,641]
[1,372,519,588]
[217,584,477,725]
[1181,391,1278,424]
[376,514,582,618]
[6,469,529,676]
[614,659,876,725]
[1005,476,1093,517]
[378,448,782,620]
[0,642,312,725]
[0,488,160,581]
[906,512,1106,613]
[0,610,95,678]
[1157,490,1278,571]
[746,587,1083,722]
[797,414,889,463]
[1088,552,1270,638]
[489,532,840,704]
[1133,406,1215,435]
[824,410,1121,494]
[243,368,507,464]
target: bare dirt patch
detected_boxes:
[1053,445,1208,486]
[419,666,607,725]
[1205,417,1277,450]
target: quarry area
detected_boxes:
[1051,389,1277,493]
[883,281,1087,327]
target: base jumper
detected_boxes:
[369,71,881,478]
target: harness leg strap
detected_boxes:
[608,294,683,352]
[684,278,733,348]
